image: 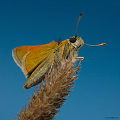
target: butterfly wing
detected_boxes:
[12,40,71,89]
[12,42,58,77]
[12,45,42,68]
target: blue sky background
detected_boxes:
[0,0,120,120]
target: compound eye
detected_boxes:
[70,37,76,43]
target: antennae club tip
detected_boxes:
[102,43,106,46]
[80,13,82,16]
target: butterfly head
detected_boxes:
[69,36,84,51]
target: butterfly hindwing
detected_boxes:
[23,55,53,89]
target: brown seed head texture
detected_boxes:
[16,57,81,120]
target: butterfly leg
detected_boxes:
[75,57,84,62]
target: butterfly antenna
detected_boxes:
[84,43,106,46]
[76,13,82,37]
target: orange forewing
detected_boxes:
[12,45,41,68]
[22,42,58,76]
[12,42,58,77]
